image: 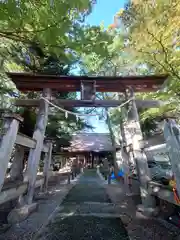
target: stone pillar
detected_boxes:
[121,146,131,194]
[84,155,86,167]
[67,171,71,184]
[42,142,52,192]
[108,172,111,184]
[26,88,51,204]
[63,156,66,167]
[77,155,80,174]
[91,153,94,168]
[126,88,155,209]
[71,157,76,179]
[163,119,180,195]
[10,145,25,181]
[103,158,109,180]
[120,121,131,192]
[0,114,23,191]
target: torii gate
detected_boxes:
[8,72,167,209]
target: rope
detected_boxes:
[40,96,134,118]
[40,97,99,117]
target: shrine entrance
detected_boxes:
[1,72,177,239]
[0,72,168,221]
[7,72,167,207]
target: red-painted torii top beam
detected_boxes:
[7,72,168,92]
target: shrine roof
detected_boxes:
[7,72,168,92]
[70,133,120,152]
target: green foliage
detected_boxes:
[0,0,95,53]
[0,72,16,110]
[1,0,180,139]
[81,0,180,135]
[140,118,158,137]
[0,0,115,72]
[0,0,102,145]
[118,0,180,121]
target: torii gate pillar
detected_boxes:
[125,88,157,213]
[26,88,51,204]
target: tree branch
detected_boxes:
[0,32,67,50]
[0,15,70,36]
[1,23,57,35]
[146,28,180,80]
[138,48,170,74]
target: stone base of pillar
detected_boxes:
[7,203,38,224]
[137,204,159,217]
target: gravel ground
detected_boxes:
[38,169,129,240]
[0,175,79,240]
[63,172,111,204]
[105,179,180,240]
[40,216,129,240]
[1,169,178,240]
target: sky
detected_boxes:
[86,0,125,27]
[84,0,125,133]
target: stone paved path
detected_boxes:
[38,169,129,240]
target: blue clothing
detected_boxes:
[111,169,124,179]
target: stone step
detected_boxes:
[55,212,132,225]
[59,201,127,215]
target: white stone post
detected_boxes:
[84,155,86,168]
[118,93,131,190]
[26,88,51,204]
[0,114,23,191]
[10,145,25,181]
[126,88,156,210]
[42,141,53,192]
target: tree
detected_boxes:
[0,0,117,74]
[117,0,180,121]
[1,1,118,145]
[0,1,95,53]
[0,1,115,119]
